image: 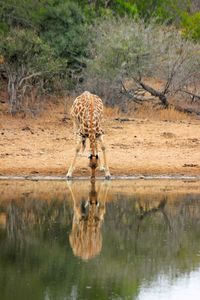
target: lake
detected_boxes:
[0,179,200,300]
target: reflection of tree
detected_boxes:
[136,197,172,231]
[134,197,172,254]
[6,201,26,249]
[0,198,71,249]
[68,181,109,261]
[0,213,6,229]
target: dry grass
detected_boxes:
[134,104,190,121]
[104,106,121,118]
[0,88,193,123]
[103,103,190,121]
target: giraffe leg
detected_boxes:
[81,137,86,153]
[73,119,86,157]
[95,140,105,172]
[98,135,111,179]
[67,137,82,178]
[78,137,88,157]
[95,141,104,172]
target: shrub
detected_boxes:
[181,12,200,41]
[40,1,89,86]
[0,28,63,114]
[83,17,200,109]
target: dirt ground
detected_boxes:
[0,102,200,177]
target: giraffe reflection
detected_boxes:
[68,181,109,261]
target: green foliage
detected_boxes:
[76,0,191,23]
[40,1,88,65]
[0,0,42,31]
[159,0,192,25]
[0,28,61,75]
[0,28,63,112]
[181,12,200,41]
[0,0,88,64]
[109,0,138,17]
[0,21,9,35]
[75,0,138,20]
[0,0,89,93]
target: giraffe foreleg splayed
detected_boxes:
[98,135,111,179]
[98,154,105,172]
[95,142,104,172]
[67,137,82,178]
[81,137,86,153]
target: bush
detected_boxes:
[40,1,88,82]
[83,17,200,108]
[0,0,89,91]
[0,0,42,30]
[0,28,63,113]
[181,12,200,41]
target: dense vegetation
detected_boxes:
[0,0,200,114]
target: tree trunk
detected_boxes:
[138,81,169,108]
[8,75,18,114]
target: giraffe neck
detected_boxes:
[89,94,95,156]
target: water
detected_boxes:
[0,179,200,300]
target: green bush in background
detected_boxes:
[181,12,200,41]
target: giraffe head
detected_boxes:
[88,154,99,179]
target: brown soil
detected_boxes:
[0,103,200,177]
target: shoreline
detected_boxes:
[1,174,200,181]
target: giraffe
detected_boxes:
[67,180,109,260]
[66,91,111,179]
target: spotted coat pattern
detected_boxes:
[67,91,111,179]
[71,91,104,153]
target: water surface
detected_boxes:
[0,180,200,300]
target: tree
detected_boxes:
[84,18,200,109]
[39,1,89,87]
[0,0,89,90]
[0,0,44,31]
[0,28,63,114]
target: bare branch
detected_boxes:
[179,89,200,101]
[18,72,42,88]
[133,77,169,107]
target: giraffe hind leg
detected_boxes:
[78,137,90,157]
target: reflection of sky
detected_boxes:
[137,268,200,300]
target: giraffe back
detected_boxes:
[71,91,104,141]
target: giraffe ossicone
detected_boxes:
[66,91,111,180]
